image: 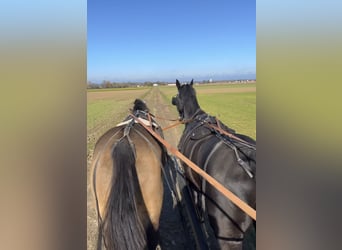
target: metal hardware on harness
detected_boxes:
[214,132,254,179]
[178,117,255,179]
[115,117,159,128]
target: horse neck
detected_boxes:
[183,110,204,135]
[183,98,201,120]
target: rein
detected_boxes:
[130,113,256,221]
[151,114,179,122]
[161,120,184,131]
[145,112,185,131]
[148,113,194,131]
[151,109,254,147]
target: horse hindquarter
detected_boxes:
[182,135,255,249]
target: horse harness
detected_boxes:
[179,113,255,178]
[178,113,256,239]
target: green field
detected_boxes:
[197,92,255,138]
[159,83,256,139]
[87,88,151,155]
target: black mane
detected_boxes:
[133,99,149,112]
[175,81,201,120]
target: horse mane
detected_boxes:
[133,99,149,112]
[183,84,196,97]
[181,84,201,118]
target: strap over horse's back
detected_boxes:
[182,113,256,178]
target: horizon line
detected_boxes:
[88,78,256,84]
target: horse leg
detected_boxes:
[207,207,246,250]
[217,239,243,250]
[146,224,160,250]
[242,221,256,250]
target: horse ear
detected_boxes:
[190,79,194,86]
[176,79,180,89]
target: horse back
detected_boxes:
[179,124,256,244]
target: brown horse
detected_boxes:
[91,99,167,250]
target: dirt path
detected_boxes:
[143,87,195,249]
[143,87,182,148]
[87,87,194,250]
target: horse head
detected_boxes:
[133,99,149,113]
[171,79,200,120]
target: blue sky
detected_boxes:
[87,0,255,83]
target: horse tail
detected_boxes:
[102,136,146,250]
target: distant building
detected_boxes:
[153,83,158,87]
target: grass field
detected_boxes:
[159,83,256,139]
[87,88,151,155]
[197,92,256,138]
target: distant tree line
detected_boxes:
[87,79,256,89]
[87,80,170,89]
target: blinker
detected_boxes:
[171,96,177,105]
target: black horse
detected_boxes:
[172,80,256,250]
